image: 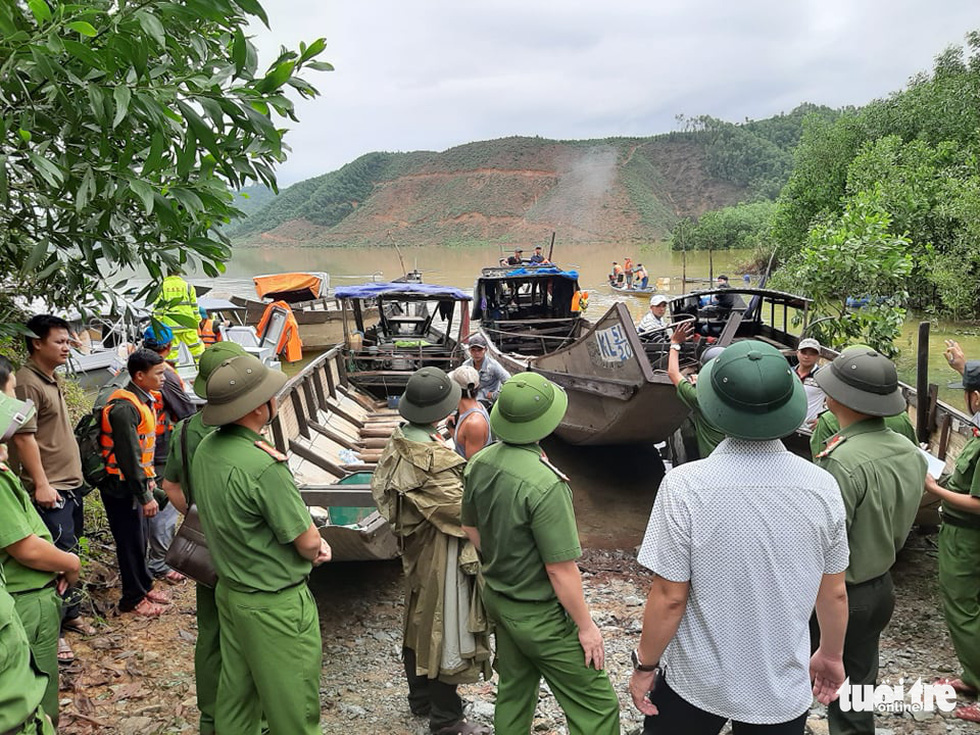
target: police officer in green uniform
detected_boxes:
[0,569,55,735]
[461,373,620,735]
[923,357,980,722]
[667,322,725,459]
[813,349,926,735]
[0,362,81,728]
[160,341,245,735]
[193,354,330,735]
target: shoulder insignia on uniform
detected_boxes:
[973,427,979,439]
[539,455,570,482]
[816,434,847,459]
[254,439,288,462]
[0,461,8,473]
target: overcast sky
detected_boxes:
[250,1,979,186]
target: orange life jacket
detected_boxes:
[154,366,185,438]
[100,389,156,480]
[624,258,633,273]
[198,318,219,346]
[257,300,303,363]
[571,290,589,312]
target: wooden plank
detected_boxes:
[300,484,374,507]
[337,382,378,412]
[290,389,310,439]
[309,420,361,451]
[938,413,952,461]
[289,439,345,476]
[528,366,636,401]
[340,463,376,473]
[302,377,318,422]
[927,383,939,436]
[916,321,930,443]
[311,367,328,411]
[327,398,365,429]
[270,416,287,454]
[324,357,337,397]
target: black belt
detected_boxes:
[846,571,890,589]
[9,579,57,596]
[940,511,980,531]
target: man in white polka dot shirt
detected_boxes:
[629,340,851,734]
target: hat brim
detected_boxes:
[399,381,461,424]
[814,368,907,417]
[696,358,807,440]
[490,383,568,444]
[201,369,288,426]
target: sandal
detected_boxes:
[57,637,75,665]
[63,616,97,636]
[161,570,186,584]
[935,677,978,696]
[145,588,171,604]
[432,720,492,735]
[128,598,166,617]
[955,703,980,722]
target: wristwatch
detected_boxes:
[669,344,681,352]
[631,649,660,672]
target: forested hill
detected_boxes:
[226,104,835,247]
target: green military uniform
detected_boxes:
[163,414,219,734]
[815,418,926,735]
[193,424,320,735]
[0,463,60,726]
[935,434,980,689]
[810,409,917,458]
[676,379,725,458]
[0,570,56,735]
[462,441,620,735]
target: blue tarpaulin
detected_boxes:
[334,282,471,300]
[492,266,579,280]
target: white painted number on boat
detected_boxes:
[595,325,633,363]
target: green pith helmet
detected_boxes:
[949,360,980,392]
[0,394,35,442]
[490,372,568,444]
[814,348,906,417]
[399,367,461,424]
[194,341,247,398]
[201,355,287,426]
[697,340,806,440]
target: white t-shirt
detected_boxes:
[637,438,849,724]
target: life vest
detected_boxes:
[624,258,633,273]
[571,290,589,312]
[198,317,219,345]
[154,275,198,327]
[257,300,303,362]
[100,389,156,480]
[153,367,185,438]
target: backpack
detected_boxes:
[75,372,130,490]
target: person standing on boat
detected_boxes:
[637,295,672,340]
[11,314,96,662]
[193,354,330,735]
[506,247,524,266]
[609,262,624,286]
[529,246,550,266]
[624,257,634,288]
[922,347,980,723]
[153,267,204,363]
[447,366,492,460]
[812,348,926,735]
[462,334,511,406]
[462,373,621,735]
[141,325,195,584]
[372,367,493,735]
[793,337,826,426]
[635,264,649,289]
[629,340,850,734]
[666,323,725,460]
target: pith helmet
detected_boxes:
[0,393,35,442]
[814,349,906,417]
[949,360,980,392]
[399,367,461,424]
[193,341,247,398]
[201,355,287,426]
[697,340,806,440]
[490,372,568,444]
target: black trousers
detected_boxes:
[642,672,808,735]
[403,646,463,732]
[100,491,152,611]
[36,488,85,625]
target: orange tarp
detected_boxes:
[253,273,324,302]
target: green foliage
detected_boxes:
[670,200,775,251]
[771,190,913,355]
[0,0,330,322]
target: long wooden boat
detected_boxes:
[609,282,656,296]
[266,346,401,561]
[335,282,472,400]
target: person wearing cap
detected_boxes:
[161,341,246,735]
[11,314,94,658]
[192,354,330,735]
[665,322,725,459]
[506,247,524,266]
[99,348,172,617]
[528,245,550,266]
[637,295,672,339]
[794,337,826,426]
[142,324,195,583]
[461,373,620,735]
[0,356,80,727]
[447,366,492,459]
[630,340,850,733]
[372,367,492,735]
[813,348,926,735]
[462,334,511,406]
[922,349,980,722]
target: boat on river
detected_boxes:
[609,281,656,296]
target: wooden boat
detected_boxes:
[334,281,472,400]
[610,282,656,296]
[266,346,401,561]
[474,271,824,446]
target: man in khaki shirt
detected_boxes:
[11,315,96,661]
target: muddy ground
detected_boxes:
[56,440,979,734]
